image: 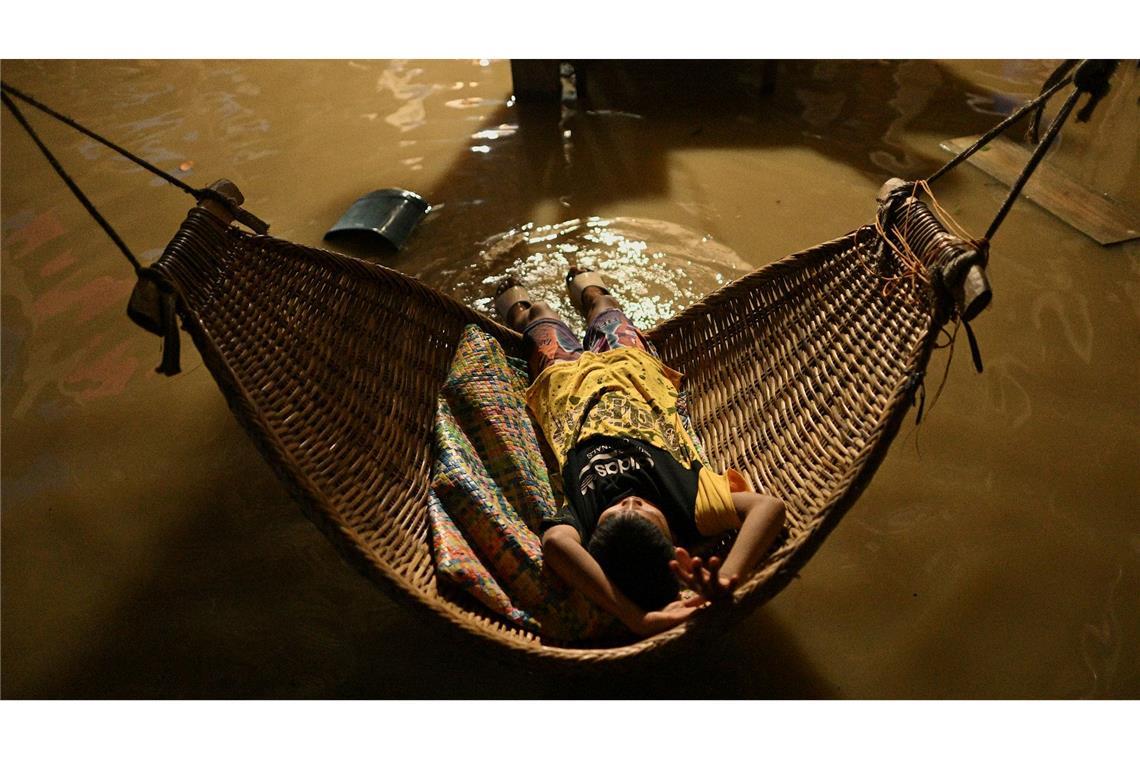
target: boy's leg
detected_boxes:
[507,299,585,380]
[577,283,660,359]
[580,285,622,325]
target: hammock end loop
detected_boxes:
[126,179,265,380]
[877,178,993,324]
[875,177,915,213]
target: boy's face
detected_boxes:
[597,496,674,542]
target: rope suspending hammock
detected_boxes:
[0,62,1118,668]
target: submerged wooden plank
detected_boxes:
[940,135,1140,246]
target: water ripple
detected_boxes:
[426,217,752,334]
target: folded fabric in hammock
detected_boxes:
[428,324,619,641]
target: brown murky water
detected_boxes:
[2,59,1137,698]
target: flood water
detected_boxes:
[1,59,1137,698]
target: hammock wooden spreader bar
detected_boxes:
[121,192,954,667]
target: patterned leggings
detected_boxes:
[523,308,660,380]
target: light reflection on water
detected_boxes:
[429,216,750,333]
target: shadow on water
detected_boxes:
[353,59,1033,268]
[23,400,834,699]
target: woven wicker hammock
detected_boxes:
[124,184,980,668]
[10,64,1115,668]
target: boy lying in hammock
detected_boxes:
[495,269,786,638]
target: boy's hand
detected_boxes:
[627,597,704,637]
[671,547,739,603]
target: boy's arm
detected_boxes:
[675,492,785,600]
[721,491,785,580]
[541,524,700,636]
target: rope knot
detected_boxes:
[127,270,182,376]
[1072,60,1118,122]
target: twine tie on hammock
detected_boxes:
[880,181,990,309]
[874,177,994,425]
[877,179,989,374]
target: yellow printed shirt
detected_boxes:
[527,348,749,541]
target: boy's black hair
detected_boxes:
[587,512,679,612]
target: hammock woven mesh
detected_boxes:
[140,206,941,667]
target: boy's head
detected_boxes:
[588,496,679,612]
